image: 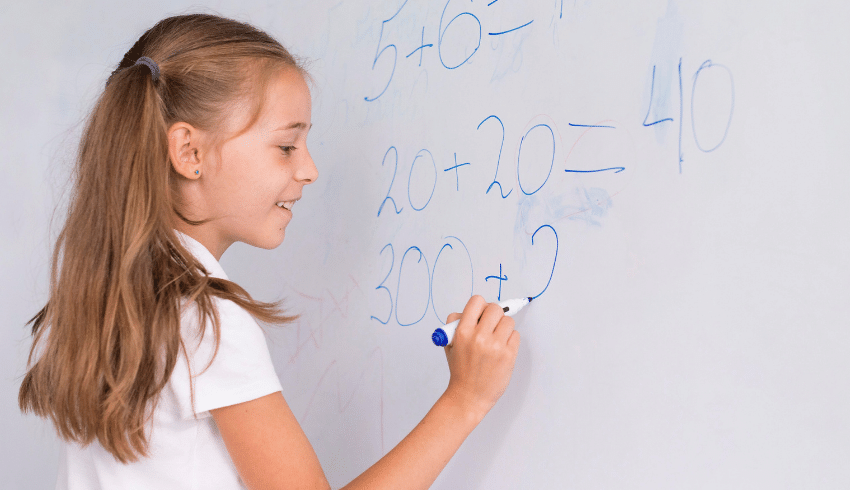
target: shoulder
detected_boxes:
[178,295,271,363]
[171,295,282,419]
[180,295,263,334]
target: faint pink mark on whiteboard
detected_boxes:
[289,275,366,363]
[300,346,385,454]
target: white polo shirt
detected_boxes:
[56,230,284,489]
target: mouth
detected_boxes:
[275,199,297,211]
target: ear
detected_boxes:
[168,122,203,179]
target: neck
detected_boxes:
[173,222,230,261]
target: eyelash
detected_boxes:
[279,146,296,155]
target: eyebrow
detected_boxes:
[273,122,312,131]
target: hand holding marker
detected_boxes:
[432,297,533,346]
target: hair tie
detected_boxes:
[134,56,160,82]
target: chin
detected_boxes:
[251,230,286,250]
[269,230,286,249]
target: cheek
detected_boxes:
[253,176,289,212]
[233,165,279,207]
[251,186,279,211]
[219,148,289,212]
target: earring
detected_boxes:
[195,170,200,176]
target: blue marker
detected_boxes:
[432,297,533,346]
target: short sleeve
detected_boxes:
[169,297,283,420]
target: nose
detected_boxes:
[297,147,319,184]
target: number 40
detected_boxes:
[643,58,735,173]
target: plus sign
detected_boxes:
[405,27,433,67]
[444,152,471,191]
[485,264,508,301]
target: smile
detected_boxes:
[276,200,295,211]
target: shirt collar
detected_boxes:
[173,229,229,280]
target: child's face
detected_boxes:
[193,67,318,255]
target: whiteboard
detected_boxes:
[6,0,850,488]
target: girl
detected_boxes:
[18,13,520,490]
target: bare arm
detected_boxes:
[212,296,519,490]
[212,391,331,490]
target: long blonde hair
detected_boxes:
[18,13,303,464]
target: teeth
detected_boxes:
[276,201,295,211]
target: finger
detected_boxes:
[493,315,516,344]
[455,295,487,339]
[477,302,506,336]
[446,312,461,324]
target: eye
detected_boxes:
[279,145,296,155]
